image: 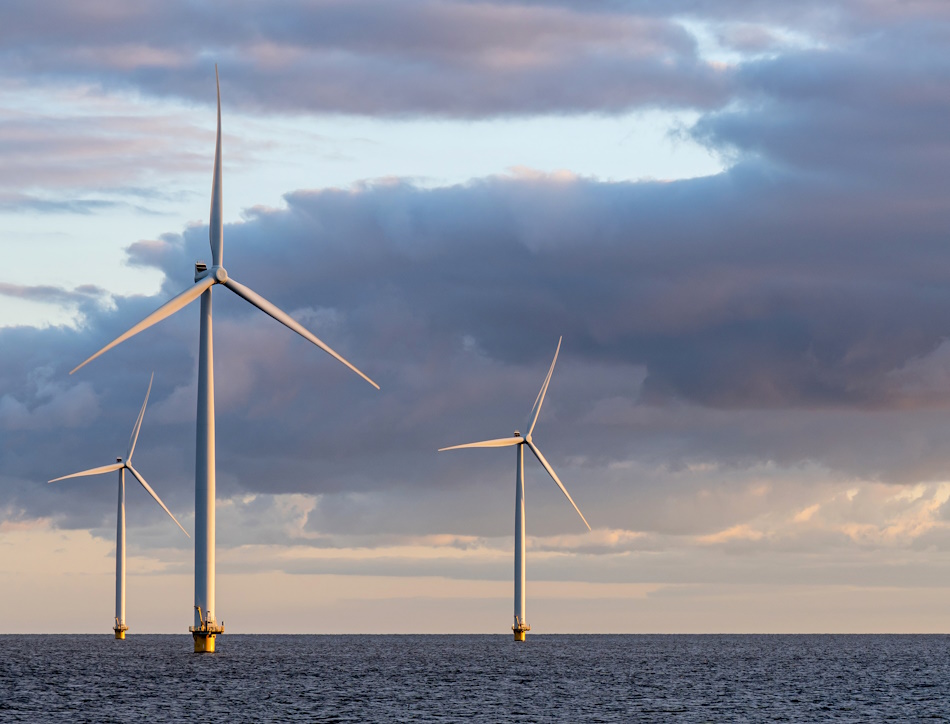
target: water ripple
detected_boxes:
[0,634,948,721]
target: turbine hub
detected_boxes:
[212,265,228,284]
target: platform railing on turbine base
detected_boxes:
[513,615,530,642]
[113,617,129,640]
[189,606,225,653]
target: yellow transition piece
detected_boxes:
[193,633,216,653]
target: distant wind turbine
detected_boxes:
[49,373,189,639]
[70,67,379,652]
[439,337,589,641]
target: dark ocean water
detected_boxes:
[0,634,947,722]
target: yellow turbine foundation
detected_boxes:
[193,633,217,653]
[513,623,530,642]
[114,624,128,640]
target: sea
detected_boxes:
[0,634,947,721]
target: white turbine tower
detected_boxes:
[70,68,379,652]
[49,373,189,639]
[440,337,589,641]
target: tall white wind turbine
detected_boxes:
[439,337,589,641]
[49,373,189,639]
[70,68,379,652]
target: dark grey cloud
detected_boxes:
[6,0,950,570]
[0,0,729,117]
[5,0,943,121]
[4,0,949,125]
[6,149,950,543]
[5,0,945,219]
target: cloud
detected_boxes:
[0,1,732,117]
[5,158,950,549]
[0,376,99,433]
[3,0,945,123]
[0,282,106,307]
[5,127,950,534]
[0,96,220,212]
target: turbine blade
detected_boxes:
[526,440,590,531]
[209,64,223,268]
[222,277,380,390]
[49,462,123,483]
[439,437,522,451]
[126,465,190,538]
[126,372,154,462]
[525,336,562,437]
[71,277,215,375]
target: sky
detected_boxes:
[4,0,950,634]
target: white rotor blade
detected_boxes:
[439,437,522,451]
[526,440,590,530]
[222,277,379,390]
[525,336,562,438]
[126,372,154,462]
[49,462,123,483]
[126,465,190,538]
[71,277,215,375]
[209,64,223,268]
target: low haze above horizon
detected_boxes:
[4,0,950,634]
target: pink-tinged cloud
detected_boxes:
[1,0,732,116]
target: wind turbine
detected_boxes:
[70,67,379,652]
[439,337,589,641]
[49,373,189,639]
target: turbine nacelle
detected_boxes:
[194,263,228,284]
